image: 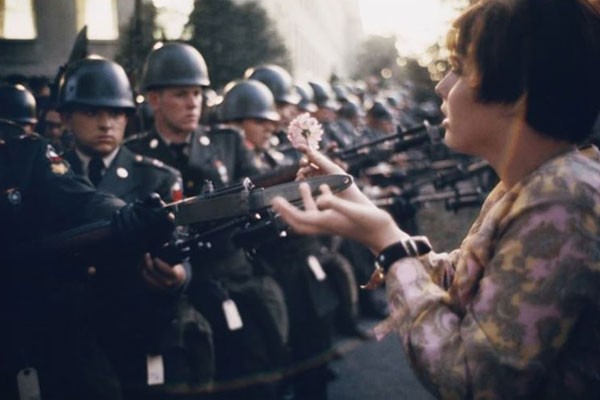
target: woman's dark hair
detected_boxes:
[448,0,600,143]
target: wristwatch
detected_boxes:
[360,235,432,290]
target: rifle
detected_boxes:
[43,26,89,117]
[433,159,494,190]
[20,174,353,264]
[373,186,487,213]
[330,121,438,161]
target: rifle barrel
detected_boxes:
[333,122,431,159]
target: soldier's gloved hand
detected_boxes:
[111,193,176,253]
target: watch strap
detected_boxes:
[361,236,432,290]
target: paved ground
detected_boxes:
[327,316,436,400]
[319,202,479,400]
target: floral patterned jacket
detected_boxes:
[377,146,600,399]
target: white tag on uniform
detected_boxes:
[222,299,243,331]
[146,354,165,386]
[307,255,327,281]
[17,367,41,400]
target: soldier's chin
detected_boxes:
[94,144,117,156]
[180,121,199,132]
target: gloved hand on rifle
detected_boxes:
[111,193,176,254]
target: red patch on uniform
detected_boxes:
[171,181,184,202]
[45,144,63,163]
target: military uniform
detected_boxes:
[64,145,216,395]
[0,127,125,400]
[125,126,258,195]
[246,143,346,400]
[126,126,289,400]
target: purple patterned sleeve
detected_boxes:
[379,149,600,398]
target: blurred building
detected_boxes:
[0,0,362,82]
[0,0,135,77]
[232,0,363,81]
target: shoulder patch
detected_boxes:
[133,153,180,176]
[46,144,70,175]
[123,131,150,145]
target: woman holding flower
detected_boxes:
[272,0,600,398]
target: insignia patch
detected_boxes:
[171,181,184,202]
[117,167,129,178]
[214,160,229,184]
[6,188,22,205]
[45,144,62,163]
[51,162,69,175]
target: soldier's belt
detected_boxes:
[169,174,353,226]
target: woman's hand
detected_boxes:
[272,182,410,253]
[297,145,373,206]
[296,144,346,180]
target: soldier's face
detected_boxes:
[241,118,277,150]
[149,86,202,136]
[44,110,64,140]
[276,103,299,127]
[63,107,127,157]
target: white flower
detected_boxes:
[287,112,324,150]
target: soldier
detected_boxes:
[126,42,288,400]
[0,117,175,399]
[57,56,214,398]
[363,101,396,139]
[0,83,38,135]
[218,79,286,172]
[336,100,365,145]
[243,64,302,163]
[220,77,370,400]
[308,81,354,150]
[40,106,72,154]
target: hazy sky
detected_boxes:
[358,0,463,56]
[151,0,462,57]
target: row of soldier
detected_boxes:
[0,42,485,400]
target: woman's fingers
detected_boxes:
[299,182,318,210]
[272,196,321,234]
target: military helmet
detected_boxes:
[58,56,136,112]
[367,101,394,121]
[219,79,280,123]
[294,83,317,113]
[338,100,363,119]
[332,83,351,103]
[308,81,339,110]
[141,42,210,91]
[0,84,37,125]
[243,64,300,106]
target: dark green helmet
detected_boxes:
[58,56,136,112]
[141,42,210,91]
[243,64,300,105]
[0,84,37,125]
[219,79,280,123]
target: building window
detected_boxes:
[76,0,119,40]
[0,0,37,39]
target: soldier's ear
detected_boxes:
[60,112,72,126]
[146,91,161,111]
